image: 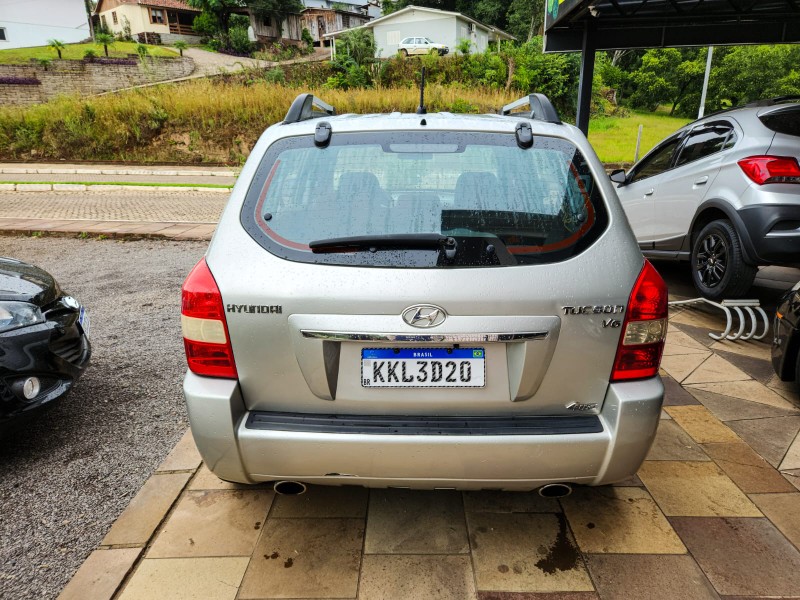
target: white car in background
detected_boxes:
[398,37,449,56]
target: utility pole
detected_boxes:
[698,46,714,119]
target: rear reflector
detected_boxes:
[738,155,800,185]
[610,260,668,382]
[181,259,237,379]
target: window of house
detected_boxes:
[112,11,118,24]
[0,28,6,42]
[150,9,165,24]
[263,15,272,27]
[342,14,351,28]
[101,15,108,29]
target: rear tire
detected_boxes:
[400,49,408,57]
[690,219,757,300]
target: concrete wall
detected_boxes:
[0,0,90,49]
[0,57,195,105]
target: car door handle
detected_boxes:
[694,176,709,185]
[644,189,654,197]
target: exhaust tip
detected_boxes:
[273,481,307,496]
[537,483,572,498]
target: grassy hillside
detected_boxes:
[0,77,687,164]
[588,110,691,164]
[0,42,177,64]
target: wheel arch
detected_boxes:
[688,200,758,265]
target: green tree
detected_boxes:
[336,28,377,66]
[174,40,189,56]
[627,48,705,115]
[47,39,66,59]
[505,0,544,41]
[95,32,115,57]
[710,44,800,108]
[185,0,244,33]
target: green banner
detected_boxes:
[545,0,584,29]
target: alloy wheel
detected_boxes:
[695,232,728,288]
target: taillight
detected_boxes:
[738,155,800,185]
[610,260,668,382]
[181,258,237,379]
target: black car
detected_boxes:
[772,282,800,391]
[0,258,90,430]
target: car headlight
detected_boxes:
[792,280,800,292]
[0,301,45,333]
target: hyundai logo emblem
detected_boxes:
[402,304,447,328]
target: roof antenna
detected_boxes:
[416,67,427,115]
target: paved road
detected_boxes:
[0,190,228,223]
[0,237,206,600]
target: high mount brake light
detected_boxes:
[610,260,668,382]
[181,259,238,379]
[738,155,800,185]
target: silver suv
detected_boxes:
[181,93,667,492]
[614,97,800,300]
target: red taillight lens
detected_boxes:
[610,260,668,382]
[738,155,800,185]
[181,259,237,379]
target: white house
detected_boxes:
[0,0,90,49]
[324,5,514,59]
[95,0,202,45]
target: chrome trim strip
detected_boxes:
[301,330,549,342]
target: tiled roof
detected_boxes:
[137,0,200,11]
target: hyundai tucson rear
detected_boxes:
[181,94,667,491]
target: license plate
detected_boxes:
[361,348,485,388]
[78,307,90,336]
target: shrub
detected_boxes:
[173,41,188,57]
[336,29,376,66]
[83,49,98,60]
[264,67,285,84]
[301,27,314,52]
[193,12,221,38]
[36,58,52,70]
[455,38,473,55]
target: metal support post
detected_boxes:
[576,22,595,136]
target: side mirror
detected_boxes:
[609,169,627,185]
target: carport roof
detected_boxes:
[544,0,800,51]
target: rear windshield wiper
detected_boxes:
[310,234,457,257]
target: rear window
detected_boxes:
[241,131,608,267]
[760,106,800,137]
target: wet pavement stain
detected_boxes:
[586,522,596,529]
[535,514,580,575]
[498,564,509,573]
[254,521,261,530]
[188,538,195,546]
[264,552,279,560]
[284,557,294,568]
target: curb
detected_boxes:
[0,167,238,177]
[0,228,213,241]
[1,183,231,193]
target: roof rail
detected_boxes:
[744,95,800,108]
[499,93,561,124]
[283,93,336,125]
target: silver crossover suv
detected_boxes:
[181,93,667,492]
[614,97,800,300]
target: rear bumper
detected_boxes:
[737,203,800,265]
[184,372,663,490]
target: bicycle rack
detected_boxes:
[667,298,770,342]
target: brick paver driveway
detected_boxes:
[61,304,800,600]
